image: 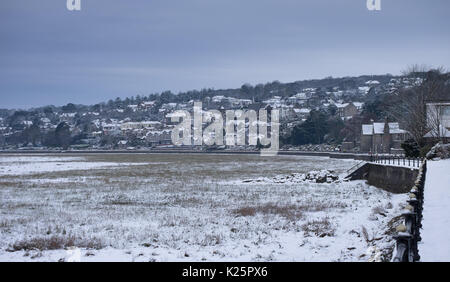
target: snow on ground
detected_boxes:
[419,159,450,262]
[0,153,406,262]
[0,155,149,176]
[238,170,340,185]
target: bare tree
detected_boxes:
[390,68,449,144]
[426,103,443,139]
[401,64,431,77]
[392,87,427,144]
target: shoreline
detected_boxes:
[0,149,371,160]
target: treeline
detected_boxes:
[1,74,395,115]
[283,107,344,145]
[5,121,79,149]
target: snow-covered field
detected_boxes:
[419,159,450,262]
[0,153,406,262]
[0,155,148,176]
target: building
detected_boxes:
[353,102,364,111]
[293,108,311,119]
[335,102,359,120]
[120,121,161,131]
[360,119,409,153]
[424,100,450,141]
[140,101,156,110]
[287,92,309,105]
[117,140,128,149]
[145,129,172,146]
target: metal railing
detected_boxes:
[391,159,427,262]
[370,155,423,168]
[345,161,366,175]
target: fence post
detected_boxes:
[393,160,426,262]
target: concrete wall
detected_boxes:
[347,163,418,194]
[367,164,418,193]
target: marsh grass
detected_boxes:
[371,205,387,216]
[233,203,304,220]
[8,235,104,251]
[0,153,358,253]
[0,220,10,228]
[301,217,335,237]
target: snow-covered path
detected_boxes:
[419,159,450,262]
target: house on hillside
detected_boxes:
[127,105,139,112]
[293,108,311,119]
[117,140,128,149]
[353,102,364,111]
[287,92,309,105]
[360,119,409,154]
[140,101,156,110]
[335,102,359,120]
[145,129,172,146]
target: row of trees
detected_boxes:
[284,108,345,145]
[3,74,392,119]
[5,122,72,149]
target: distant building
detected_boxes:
[365,80,380,86]
[287,92,309,105]
[102,123,120,135]
[120,121,161,131]
[424,100,450,141]
[145,129,172,146]
[335,102,360,120]
[353,102,364,111]
[360,119,408,154]
[127,105,139,112]
[262,96,282,107]
[140,101,156,110]
[293,108,311,119]
[117,140,128,149]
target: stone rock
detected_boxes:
[426,142,450,160]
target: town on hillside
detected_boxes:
[1,72,449,156]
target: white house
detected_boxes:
[424,101,450,138]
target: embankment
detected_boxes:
[347,163,418,193]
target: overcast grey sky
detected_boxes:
[1,0,449,109]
